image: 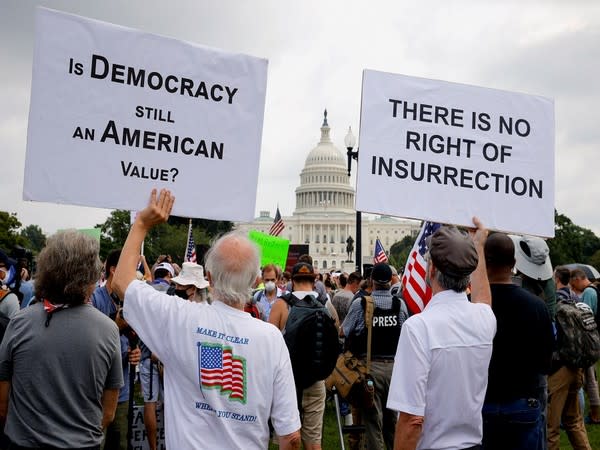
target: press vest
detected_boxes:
[348,296,403,358]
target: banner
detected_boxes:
[24,8,268,222]
[130,404,165,450]
[356,70,555,237]
[248,231,290,270]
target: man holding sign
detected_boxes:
[113,189,301,450]
[388,220,496,450]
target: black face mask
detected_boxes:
[174,289,190,300]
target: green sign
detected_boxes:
[248,230,290,270]
[77,228,102,242]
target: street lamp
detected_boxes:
[345,126,362,275]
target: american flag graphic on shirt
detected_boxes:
[198,342,246,404]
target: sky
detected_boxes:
[1,0,599,236]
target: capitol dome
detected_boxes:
[294,111,356,216]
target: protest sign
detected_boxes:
[24,8,268,222]
[356,70,555,237]
[248,231,290,270]
[130,404,165,450]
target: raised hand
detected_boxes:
[136,189,175,230]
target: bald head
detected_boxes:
[205,233,260,308]
[485,233,515,279]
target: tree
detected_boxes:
[0,211,25,251]
[547,211,600,266]
[388,234,415,271]
[96,210,234,262]
[20,224,47,253]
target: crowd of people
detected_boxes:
[0,188,598,450]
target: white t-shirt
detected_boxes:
[387,289,496,450]
[124,280,300,449]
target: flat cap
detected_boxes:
[429,226,478,277]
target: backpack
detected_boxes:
[555,299,600,368]
[283,293,340,390]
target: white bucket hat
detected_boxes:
[171,262,209,289]
[508,235,553,281]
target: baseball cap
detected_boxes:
[291,262,316,280]
[0,250,16,268]
[371,263,392,284]
[429,226,478,277]
[153,262,175,277]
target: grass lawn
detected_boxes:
[269,386,600,450]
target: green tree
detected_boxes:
[96,210,234,262]
[548,211,600,266]
[0,211,25,251]
[388,234,415,271]
[20,224,46,253]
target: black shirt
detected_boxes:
[485,283,554,403]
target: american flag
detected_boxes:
[373,238,388,264]
[402,221,441,315]
[185,220,197,263]
[268,207,285,236]
[199,343,246,404]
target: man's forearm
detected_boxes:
[469,217,491,306]
[113,221,149,300]
[394,412,423,450]
[279,430,301,450]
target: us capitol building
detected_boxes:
[236,112,420,272]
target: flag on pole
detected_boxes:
[185,219,197,263]
[402,221,441,315]
[373,238,388,264]
[268,207,285,236]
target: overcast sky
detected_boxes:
[1,0,599,236]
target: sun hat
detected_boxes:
[508,235,553,281]
[171,262,209,289]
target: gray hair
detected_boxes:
[204,232,260,308]
[35,230,102,305]
[425,253,470,294]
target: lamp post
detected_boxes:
[345,126,362,275]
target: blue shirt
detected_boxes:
[91,285,130,402]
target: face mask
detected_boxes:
[174,288,190,299]
[264,281,276,293]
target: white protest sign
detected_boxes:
[24,8,268,222]
[356,70,555,237]
[130,404,165,450]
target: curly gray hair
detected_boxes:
[35,230,102,305]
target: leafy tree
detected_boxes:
[547,211,600,266]
[20,224,46,253]
[388,234,415,271]
[589,249,600,273]
[96,210,233,262]
[0,211,25,251]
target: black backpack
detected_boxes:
[283,293,340,390]
[555,298,600,369]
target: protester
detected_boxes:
[0,230,123,449]
[390,265,402,296]
[0,251,20,321]
[253,263,282,320]
[271,262,330,450]
[171,261,210,303]
[139,261,177,450]
[91,249,142,450]
[570,268,600,424]
[388,219,496,450]
[331,271,361,326]
[482,233,554,450]
[113,189,301,449]
[509,233,556,448]
[547,267,593,449]
[342,263,408,450]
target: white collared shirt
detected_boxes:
[387,289,496,450]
